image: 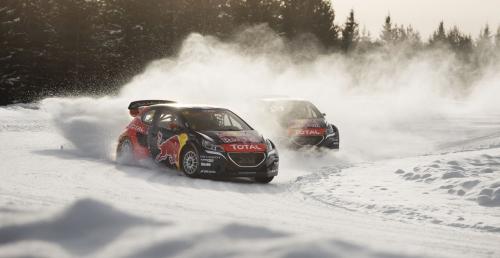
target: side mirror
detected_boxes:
[322,113,326,117]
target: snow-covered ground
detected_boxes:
[0,101,500,258]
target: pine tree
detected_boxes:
[229,0,281,31]
[380,15,393,44]
[281,0,338,48]
[360,26,372,43]
[446,26,473,62]
[393,25,408,43]
[357,26,376,53]
[0,0,58,104]
[50,0,102,92]
[341,9,359,52]
[0,0,24,104]
[477,24,493,49]
[474,24,496,66]
[311,0,338,47]
[496,26,500,51]
[404,25,422,48]
[429,21,447,46]
[101,0,173,75]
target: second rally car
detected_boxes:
[117,100,279,183]
[260,98,339,150]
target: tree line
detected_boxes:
[1,0,499,105]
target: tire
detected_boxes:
[117,138,135,165]
[181,146,200,178]
[255,176,274,184]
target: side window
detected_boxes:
[157,111,179,130]
[142,109,156,125]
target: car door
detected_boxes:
[148,109,182,167]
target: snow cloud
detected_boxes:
[41,25,500,162]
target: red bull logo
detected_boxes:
[156,132,180,165]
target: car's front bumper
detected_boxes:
[283,133,339,149]
[198,149,279,178]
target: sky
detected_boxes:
[332,0,500,40]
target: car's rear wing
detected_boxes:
[128,100,175,117]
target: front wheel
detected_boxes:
[255,176,274,184]
[181,146,200,177]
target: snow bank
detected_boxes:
[397,154,500,207]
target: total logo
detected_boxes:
[289,128,326,136]
[223,144,267,152]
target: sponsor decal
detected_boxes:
[200,155,220,161]
[128,119,148,134]
[222,143,266,152]
[213,131,262,144]
[200,170,217,174]
[200,162,211,167]
[288,128,326,136]
[156,132,188,168]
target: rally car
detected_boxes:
[116,100,279,183]
[260,98,339,149]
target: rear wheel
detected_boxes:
[181,146,200,177]
[255,176,274,184]
[117,138,134,165]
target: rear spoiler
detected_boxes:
[128,100,175,116]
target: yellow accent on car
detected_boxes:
[176,133,189,168]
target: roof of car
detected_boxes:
[148,103,226,110]
[260,97,310,103]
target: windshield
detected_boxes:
[269,101,323,120]
[181,109,252,131]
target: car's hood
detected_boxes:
[287,118,327,129]
[196,130,265,145]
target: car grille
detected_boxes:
[228,153,266,167]
[292,136,324,146]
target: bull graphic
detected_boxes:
[155,132,180,165]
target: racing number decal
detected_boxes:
[155,132,188,168]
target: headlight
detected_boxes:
[266,139,274,152]
[202,139,224,152]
